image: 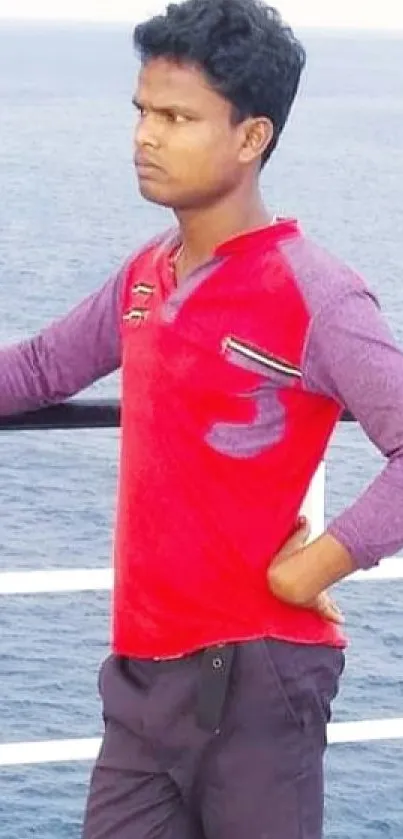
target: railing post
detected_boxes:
[300,462,326,543]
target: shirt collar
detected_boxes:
[161,218,300,268]
[214,218,300,256]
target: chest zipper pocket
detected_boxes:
[222,336,302,383]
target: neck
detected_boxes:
[174,186,273,277]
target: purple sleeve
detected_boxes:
[0,267,125,416]
[303,288,403,570]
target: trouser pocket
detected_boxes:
[259,639,345,738]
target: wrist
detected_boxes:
[268,534,355,605]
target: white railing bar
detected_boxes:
[0,557,402,596]
[328,717,403,744]
[0,568,113,594]
[350,557,403,580]
[0,738,101,767]
[1,718,403,767]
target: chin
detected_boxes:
[137,181,176,208]
[137,178,214,212]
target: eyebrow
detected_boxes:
[131,95,199,118]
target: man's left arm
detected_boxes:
[268,286,403,606]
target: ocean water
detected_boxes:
[0,21,403,838]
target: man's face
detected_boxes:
[133,58,250,210]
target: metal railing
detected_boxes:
[0,398,120,431]
[0,399,402,768]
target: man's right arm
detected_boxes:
[0,266,126,416]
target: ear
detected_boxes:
[238,117,274,165]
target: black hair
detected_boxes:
[133,0,306,166]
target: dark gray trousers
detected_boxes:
[82,639,344,839]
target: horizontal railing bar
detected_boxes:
[0,399,354,431]
[328,718,403,744]
[1,717,403,766]
[0,738,101,767]
[0,399,120,431]
[0,568,112,595]
[0,557,401,596]
[351,557,403,580]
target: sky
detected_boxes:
[0,0,402,30]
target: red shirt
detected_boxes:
[114,220,346,658]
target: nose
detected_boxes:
[134,112,160,152]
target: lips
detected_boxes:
[134,156,163,172]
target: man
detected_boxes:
[1,1,403,837]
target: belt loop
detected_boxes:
[196,643,236,734]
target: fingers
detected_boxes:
[314,593,345,625]
[277,516,311,559]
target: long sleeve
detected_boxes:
[303,288,403,570]
[0,266,125,416]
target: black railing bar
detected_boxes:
[0,400,354,431]
[0,399,120,430]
